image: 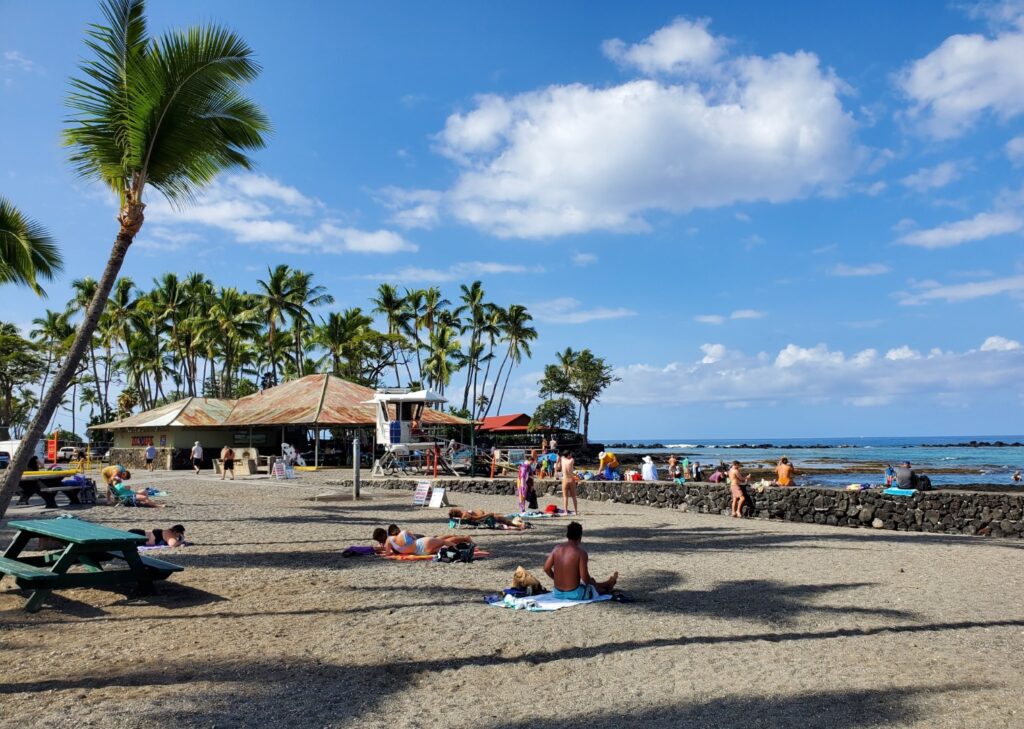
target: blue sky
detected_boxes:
[2,0,1023,439]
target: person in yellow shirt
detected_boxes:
[597,451,619,480]
[100,464,131,504]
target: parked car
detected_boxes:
[57,446,79,462]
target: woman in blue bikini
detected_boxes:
[371,527,473,556]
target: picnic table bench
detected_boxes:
[0,518,183,612]
[16,472,97,509]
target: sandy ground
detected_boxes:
[1,470,1023,729]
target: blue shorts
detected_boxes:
[552,584,598,601]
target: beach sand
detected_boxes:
[1,471,1022,728]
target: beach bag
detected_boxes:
[435,543,475,563]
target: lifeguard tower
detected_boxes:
[365,388,457,475]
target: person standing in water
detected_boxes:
[560,450,578,515]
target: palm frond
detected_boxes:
[0,196,63,295]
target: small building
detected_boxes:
[91,374,468,469]
[478,413,532,434]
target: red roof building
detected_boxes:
[478,413,532,433]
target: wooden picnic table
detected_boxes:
[0,518,183,612]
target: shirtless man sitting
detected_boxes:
[543,521,618,601]
[371,527,473,556]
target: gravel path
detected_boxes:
[1,471,1022,729]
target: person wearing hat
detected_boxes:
[596,451,619,480]
[641,455,659,481]
[894,461,916,489]
[190,441,204,475]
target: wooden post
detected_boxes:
[353,437,361,500]
[314,427,320,468]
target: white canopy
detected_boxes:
[363,389,447,405]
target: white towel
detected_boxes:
[492,592,613,612]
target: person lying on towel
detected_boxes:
[543,521,618,601]
[372,528,474,557]
[448,509,526,530]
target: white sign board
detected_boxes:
[428,487,450,508]
[413,481,431,505]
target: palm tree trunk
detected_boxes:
[482,349,510,419]
[496,360,514,415]
[0,210,141,519]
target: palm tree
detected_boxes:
[456,280,486,411]
[196,288,261,397]
[66,277,110,419]
[256,264,299,386]
[29,310,74,400]
[287,270,333,378]
[316,308,373,376]
[423,324,465,396]
[0,0,269,517]
[0,197,62,295]
[494,304,537,415]
[372,283,410,386]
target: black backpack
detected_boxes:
[435,542,475,563]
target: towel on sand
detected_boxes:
[382,550,491,561]
[137,541,192,552]
[490,592,612,611]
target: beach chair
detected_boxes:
[109,483,139,506]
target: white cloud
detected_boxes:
[376,187,441,229]
[885,346,921,361]
[981,335,1022,351]
[828,262,891,277]
[2,51,36,73]
[735,212,751,222]
[530,297,636,324]
[602,17,727,75]
[730,309,765,320]
[604,338,1024,407]
[896,211,1023,248]
[900,161,966,192]
[899,14,1024,138]
[571,252,598,267]
[1007,135,1024,165]
[898,273,1024,304]
[694,314,725,325]
[360,261,541,283]
[147,172,416,255]
[399,19,860,238]
[700,343,727,364]
[695,310,765,324]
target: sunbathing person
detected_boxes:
[448,508,526,529]
[371,528,473,556]
[109,479,166,508]
[127,524,187,547]
[543,521,617,601]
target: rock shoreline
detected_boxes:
[329,477,1024,539]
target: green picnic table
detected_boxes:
[0,518,183,612]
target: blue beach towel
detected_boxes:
[883,487,917,497]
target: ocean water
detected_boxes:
[608,436,1024,488]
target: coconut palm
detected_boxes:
[456,280,487,411]
[0,0,269,517]
[287,270,333,378]
[494,304,537,415]
[423,323,465,396]
[29,310,75,400]
[256,264,301,386]
[65,277,111,420]
[195,288,261,397]
[0,197,62,296]
[372,283,411,385]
